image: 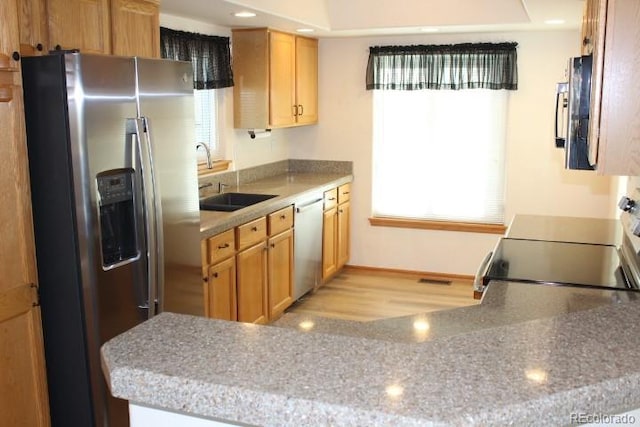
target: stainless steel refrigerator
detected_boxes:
[21,52,202,427]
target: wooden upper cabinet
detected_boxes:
[588,0,640,175]
[0,0,21,71]
[17,0,49,57]
[110,0,160,58]
[47,0,111,54]
[269,31,296,127]
[295,35,318,125]
[581,0,600,55]
[232,28,318,129]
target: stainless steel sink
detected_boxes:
[199,193,278,212]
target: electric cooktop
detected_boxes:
[483,238,634,291]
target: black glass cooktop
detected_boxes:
[484,238,636,290]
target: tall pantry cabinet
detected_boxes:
[0,0,50,425]
[1,0,163,423]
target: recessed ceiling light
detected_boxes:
[544,19,565,25]
[296,28,315,33]
[234,11,256,18]
[420,27,439,33]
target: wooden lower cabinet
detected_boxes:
[322,206,338,279]
[202,207,295,324]
[322,183,351,281]
[204,257,237,321]
[267,228,294,319]
[337,200,350,270]
[236,241,269,324]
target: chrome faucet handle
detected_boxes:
[218,183,230,193]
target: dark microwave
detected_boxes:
[554,55,594,170]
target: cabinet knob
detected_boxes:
[54,44,62,51]
[203,277,208,282]
[582,37,590,46]
[12,51,20,61]
[251,226,258,232]
[217,243,230,249]
[36,43,44,52]
[298,104,304,116]
[213,272,219,278]
[280,214,286,220]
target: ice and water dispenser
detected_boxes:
[97,169,139,269]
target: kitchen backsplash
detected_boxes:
[198,159,353,198]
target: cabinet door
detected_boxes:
[595,0,640,175]
[337,201,350,270]
[295,36,318,125]
[110,0,160,58]
[236,242,268,324]
[322,206,338,280]
[269,30,296,127]
[581,0,599,55]
[17,0,48,56]
[0,0,20,71]
[47,0,110,54]
[268,229,293,319]
[205,257,237,321]
[0,74,50,426]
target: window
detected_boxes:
[366,42,517,228]
[160,27,233,166]
[194,89,220,162]
[372,89,508,224]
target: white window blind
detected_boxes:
[372,89,508,224]
[194,89,219,161]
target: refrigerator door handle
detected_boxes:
[126,118,151,314]
[128,117,161,317]
[139,116,164,315]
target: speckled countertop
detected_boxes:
[101,282,640,426]
[199,172,352,239]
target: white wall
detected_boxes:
[159,13,290,170]
[288,30,619,275]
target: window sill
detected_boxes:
[368,216,506,235]
[197,160,232,177]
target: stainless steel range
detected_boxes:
[474,190,640,298]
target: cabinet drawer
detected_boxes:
[204,229,235,265]
[236,217,267,250]
[268,205,294,236]
[338,183,351,204]
[324,188,338,210]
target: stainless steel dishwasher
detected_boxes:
[293,193,324,300]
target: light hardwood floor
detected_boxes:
[287,267,479,322]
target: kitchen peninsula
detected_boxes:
[102,282,640,426]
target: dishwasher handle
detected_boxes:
[296,198,323,213]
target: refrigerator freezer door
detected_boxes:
[135,58,203,316]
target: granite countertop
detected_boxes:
[101,282,640,426]
[199,172,352,239]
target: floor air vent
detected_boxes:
[418,278,452,285]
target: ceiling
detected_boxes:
[160,0,586,37]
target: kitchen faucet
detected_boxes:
[196,142,213,169]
